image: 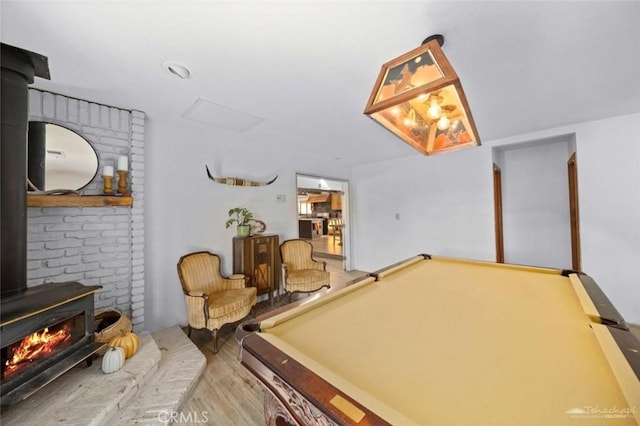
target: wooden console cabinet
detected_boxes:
[233,234,280,305]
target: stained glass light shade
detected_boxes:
[364,37,481,156]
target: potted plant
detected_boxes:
[225,207,253,237]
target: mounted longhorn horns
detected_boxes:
[205,165,278,187]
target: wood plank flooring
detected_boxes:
[176,258,367,425]
[308,234,343,258]
[174,333,264,425]
[176,261,640,425]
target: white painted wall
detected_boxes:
[352,113,640,324]
[144,120,352,332]
[499,139,572,269]
[351,144,496,269]
[144,112,639,330]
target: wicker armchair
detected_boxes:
[177,251,257,353]
[280,239,330,302]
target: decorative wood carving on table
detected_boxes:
[206,165,277,186]
[265,375,339,426]
[264,390,297,426]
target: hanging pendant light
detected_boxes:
[364,34,481,156]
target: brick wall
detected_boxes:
[26,89,145,331]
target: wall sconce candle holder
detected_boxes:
[364,34,481,156]
[117,170,129,195]
[102,175,114,195]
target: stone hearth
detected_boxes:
[1,326,204,425]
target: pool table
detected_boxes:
[237,254,640,426]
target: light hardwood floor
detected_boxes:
[177,263,640,425]
[174,332,264,425]
[176,258,367,425]
[309,234,343,258]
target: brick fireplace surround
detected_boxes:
[1,51,204,423]
[26,89,145,331]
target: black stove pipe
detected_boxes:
[1,43,49,297]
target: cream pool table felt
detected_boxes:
[238,255,640,426]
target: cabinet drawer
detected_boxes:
[252,237,273,245]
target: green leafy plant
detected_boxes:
[225,207,253,228]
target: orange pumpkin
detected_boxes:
[108,331,139,359]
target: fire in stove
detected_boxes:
[4,323,72,379]
[1,282,103,409]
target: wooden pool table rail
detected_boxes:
[608,325,640,381]
[570,272,628,329]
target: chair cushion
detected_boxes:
[208,287,256,319]
[286,269,330,292]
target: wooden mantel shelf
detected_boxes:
[27,194,133,207]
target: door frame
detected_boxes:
[493,150,581,270]
[567,152,581,271]
[493,163,504,263]
[295,173,351,271]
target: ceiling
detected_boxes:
[2,1,639,167]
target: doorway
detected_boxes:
[493,135,581,271]
[296,174,350,270]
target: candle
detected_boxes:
[103,165,114,176]
[117,155,128,171]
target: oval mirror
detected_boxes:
[28,122,99,191]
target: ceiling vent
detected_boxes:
[182,98,264,132]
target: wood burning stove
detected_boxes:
[0,44,105,410]
[0,282,104,409]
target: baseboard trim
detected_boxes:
[314,252,344,261]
